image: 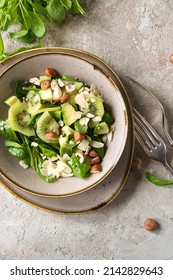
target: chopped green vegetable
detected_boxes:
[67,155,91,178]
[145,172,173,186]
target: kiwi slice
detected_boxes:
[62,103,82,126]
[84,95,104,117]
[36,111,60,143]
[8,101,35,136]
[27,91,42,114]
[32,105,61,116]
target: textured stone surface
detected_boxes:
[1,0,173,260]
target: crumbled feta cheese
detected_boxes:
[86,113,95,118]
[59,120,64,127]
[89,140,104,148]
[79,117,89,126]
[77,139,90,151]
[92,116,102,122]
[75,152,85,163]
[107,125,114,141]
[62,153,70,161]
[40,159,73,178]
[53,85,62,99]
[31,142,38,147]
[65,84,76,93]
[29,77,40,86]
[58,78,65,87]
[51,79,58,90]
[75,92,89,109]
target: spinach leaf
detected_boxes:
[145,172,173,186]
[26,11,46,38]
[0,119,19,142]
[5,140,21,148]
[32,147,56,182]
[15,81,36,101]
[39,145,57,158]
[60,0,72,11]
[8,147,28,159]
[46,0,66,21]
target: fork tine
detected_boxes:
[133,108,162,145]
[133,114,158,148]
[134,123,152,154]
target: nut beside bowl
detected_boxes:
[0,52,128,197]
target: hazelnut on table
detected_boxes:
[144,218,158,231]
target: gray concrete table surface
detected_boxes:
[1,0,173,260]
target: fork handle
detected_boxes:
[162,161,173,178]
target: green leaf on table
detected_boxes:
[29,2,49,19]
[25,11,46,38]
[60,0,72,10]
[145,172,173,186]
[69,0,85,15]
[46,0,66,21]
[10,29,28,39]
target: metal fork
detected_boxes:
[126,75,173,146]
[133,108,173,178]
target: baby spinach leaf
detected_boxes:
[69,0,85,15]
[39,145,57,158]
[145,172,173,186]
[8,147,28,159]
[67,155,91,178]
[32,147,56,182]
[47,0,66,21]
[15,81,36,100]
[26,11,46,38]
[60,0,72,11]
[5,140,21,148]
[10,29,28,39]
[0,119,19,142]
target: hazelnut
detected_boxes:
[89,150,98,158]
[169,53,173,64]
[41,80,51,90]
[61,92,70,103]
[45,132,58,140]
[74,131,85,142]
[131,156,142,170]
[144,218,157,231]
[45,68,58,77]
[90,164,102,173]
[91,156,100,165]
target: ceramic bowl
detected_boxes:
[0,52,128,197]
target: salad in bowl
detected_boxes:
[0,67,114,183]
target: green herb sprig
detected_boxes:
[0,0,85,60]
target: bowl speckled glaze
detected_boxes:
[0,52,128,197]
